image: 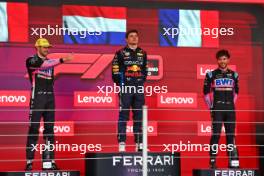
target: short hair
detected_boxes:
[216,49,230,59]
[125,29,139,38]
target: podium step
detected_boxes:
[0,171,80,176]
[85,152,181,176]
[193,169,260,176]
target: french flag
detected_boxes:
[63,5,127,45]
[0,2,28,42]
[159,9,219,47]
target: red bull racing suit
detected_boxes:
[112,46,147,144]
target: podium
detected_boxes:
[193,169,260,176]
[85,152,181,176]
[0,171,80,176]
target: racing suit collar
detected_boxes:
[217,67,230,73]
[125,45,140,52]
[35,53,47,61]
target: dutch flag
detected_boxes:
[63,5,127,45]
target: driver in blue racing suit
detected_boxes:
[112,30,147,152]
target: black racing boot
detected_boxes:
[42,161,59,170]
[209,158,217,169]
[228,147,240,168]
[50,162,59,170]
[25,160,33,171]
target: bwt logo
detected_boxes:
[197,64,236,79]
[74,91,116,107]
[126,121,157,136]
[157,93,197,108]
[0,91,30,107]
[25,53,163,80]
[214,78,234,87]
[39,121,74,136]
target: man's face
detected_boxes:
[126,32,139,45]
[217,55,230,69]
[37,46,49,57]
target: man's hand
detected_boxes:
[62,53,74,62]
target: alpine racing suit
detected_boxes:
[112,46,147,144]
[26,54,63,161]
[203,68,239,167]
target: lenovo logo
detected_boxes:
[197,64,236,79]
[157,93,197,108]
[39,121,74,136]
[197,121,225,136]
[126,121,157,136]
[74,91,116,107]
[0,91,30,107]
